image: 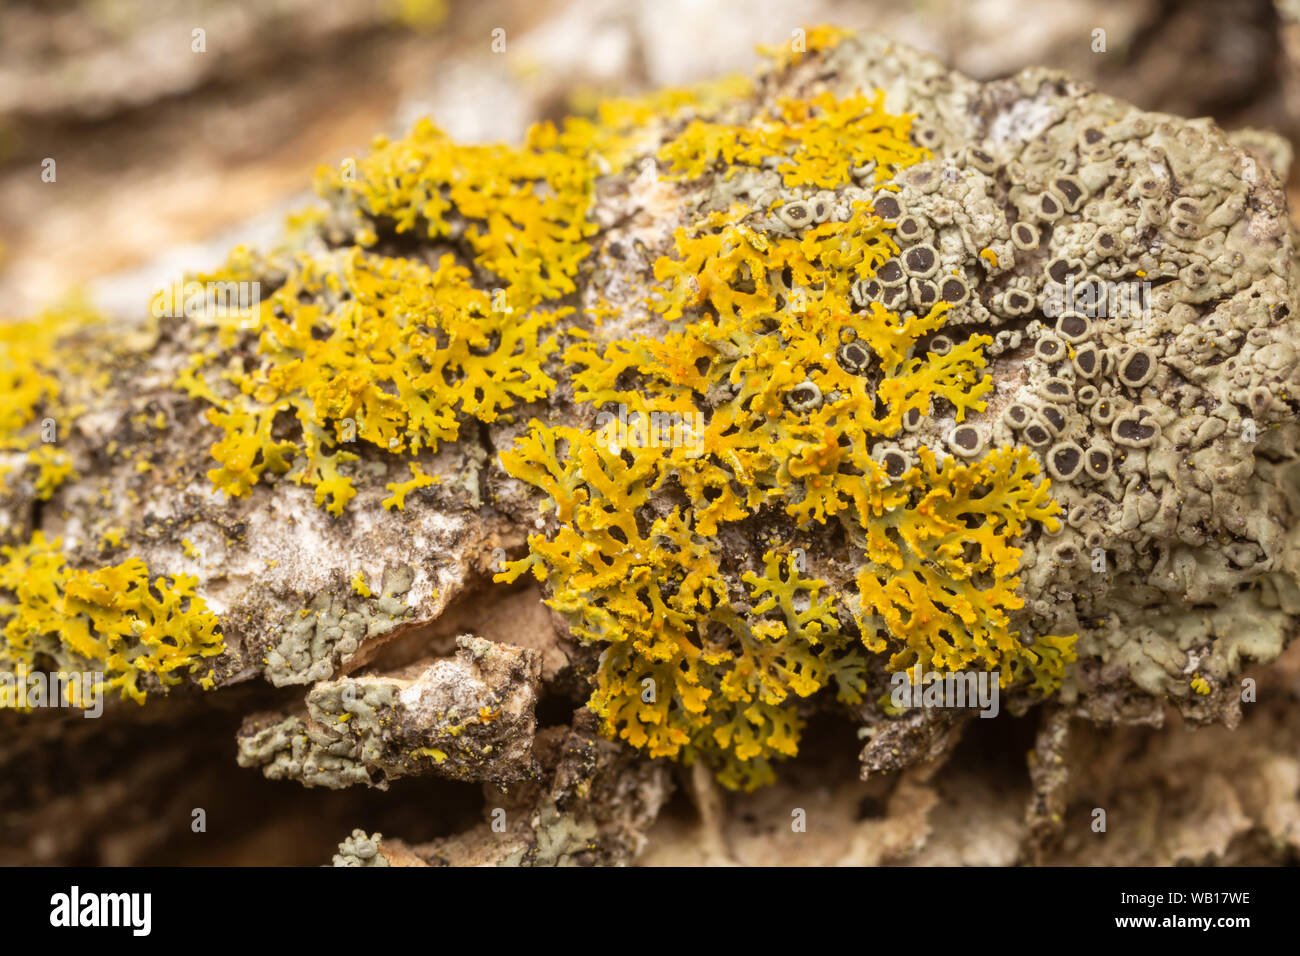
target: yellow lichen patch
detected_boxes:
[500,286,1071,786]
[351,571,372,598]
[412,746,448,764]
[0,532,225,706]
[561,74,754,174]
[29,444,73,500]
[0,300,100,499]
[181,249,563,513]
[647,201,899,325]
[316,117,597,310]
[382,462,440,512]
[497,90,1074,788]
[188,106,629,512]
[0,323,59,467]
[659,89,927,188]
[853,445,1073,687]
[316,76,753,305]
[186,79,792,514]
[756,24,854,71]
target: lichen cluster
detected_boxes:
[0,532,224,704]
[180,249,565,514]
[181,84,749,511]
[496,79,1074,787]
[166,28,1084,788]
[0,301,94,501]
[5,17,1300,866]
[241,634,539,788]
[319,117,598,303]
[10,29,1091,781]
[0,304,225,709]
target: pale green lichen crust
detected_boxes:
[332,829,389,867]
[264,564,416,686]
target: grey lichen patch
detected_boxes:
[236,712,374,789]
[520,29,1300,790]
[239,635,542,789]
[264,563,416,687]
[498,800,601,867]
[332,829,389,867]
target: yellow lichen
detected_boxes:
[0,532,225,706]
[158,45,1075,787]
[29,444,74,500]
[499,292,1073,786]
[659,89,927,188]
[181,250,564,513]
[562,74,754,174]
[183,73,787,514]
[316,117,597,308]
[382,462,440,512]
[648,200,901,327]
[412,746,448,764]
[0,300,99,499]
[496,86,1075,788]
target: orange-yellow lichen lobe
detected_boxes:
[0,533,225,707]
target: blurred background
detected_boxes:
[0,0,1295,320]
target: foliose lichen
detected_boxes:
[0,531,224,704]
[488,40,1074,788]
[0,300,97,504]
[332,828,389,867]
